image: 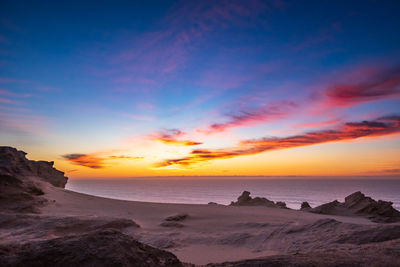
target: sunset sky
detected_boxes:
[1,0,400,178]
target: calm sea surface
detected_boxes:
[66,177,400,210]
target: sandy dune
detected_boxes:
[37,185,397,265]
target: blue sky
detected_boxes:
[1,0,400,177]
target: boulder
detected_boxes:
[164,213,188,221]
[0,229,184,267]
[230,191,286,208]
[0,146,68,188]
[0,146,68,213]
[310,191,400,223]
[300,202,312,210]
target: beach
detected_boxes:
[1,147,400,266]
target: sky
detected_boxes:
[1,0,400,178]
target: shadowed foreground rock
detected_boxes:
[0,230,184,267]
[206,247,400,267]
[230,191,287,208]
[311,191,400,223]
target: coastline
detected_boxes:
[1,147,400,266]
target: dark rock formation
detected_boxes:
[276,201,287,209]
[0,229,184,267]
[336,225,400,245]
[165,213,188,221]
[310,191,400,223]
[230,191,287,208]
[206,247,400,267]
[300,202,311,210]
[0,213,141,242]
[0,147,68,213]
[0,147,68,188]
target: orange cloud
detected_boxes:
[158,115,400,167]
[151,129,202,146]
[62,153,143,169]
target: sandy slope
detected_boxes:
[38,185,386,265]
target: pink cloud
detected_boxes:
[158,115,400,167]
[0,89,32,98]
[320,64,400,107]
[198,101,297,134]
[0,97,21,105]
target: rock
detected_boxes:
[160,222,184,228]
[0,147,68,188]
[336,225,400,245]
[208,202,219,205]
[276,201,288,209]
[344,191,400,222]
[310,191,400,223]
[0,147,69,213]
[0,229,184,267]
[300,202,311,210]
[165,213,188,221]
[0,213,141,243]
[206,248,400,267]
[230,191,284,208]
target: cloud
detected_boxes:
[322,65,400,107]
[62,153,143,169]
[94,0,277,93]
[158,115,400,167]
[0,89,32,98]
[151,129,202,146]
[199,101,297,134]
[0,110,48,136]
[293,119,341,129]
[0,97,21,105]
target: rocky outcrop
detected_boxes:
[0,229,184,267]
[0,146,67,188]
[165,213,188,222]
[206,246,400,267]
[300,201,312,211]
[230,191,288,208]
[310,191,400,223]
[0,147,68,213]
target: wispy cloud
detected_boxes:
[0,97,21,105]
[294,119,341,129]
[151,129,202,146]
[320,64,400,107]
[0,89,32,98]
[158,115,400,167]
[0,111,48,136]
[198,101,297,134]
[94,0,277,92]
[62,153,143,169]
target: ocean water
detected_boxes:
[66,177,400,210]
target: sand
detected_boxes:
[34,184,391,265]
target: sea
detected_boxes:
[66,177,400,210]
